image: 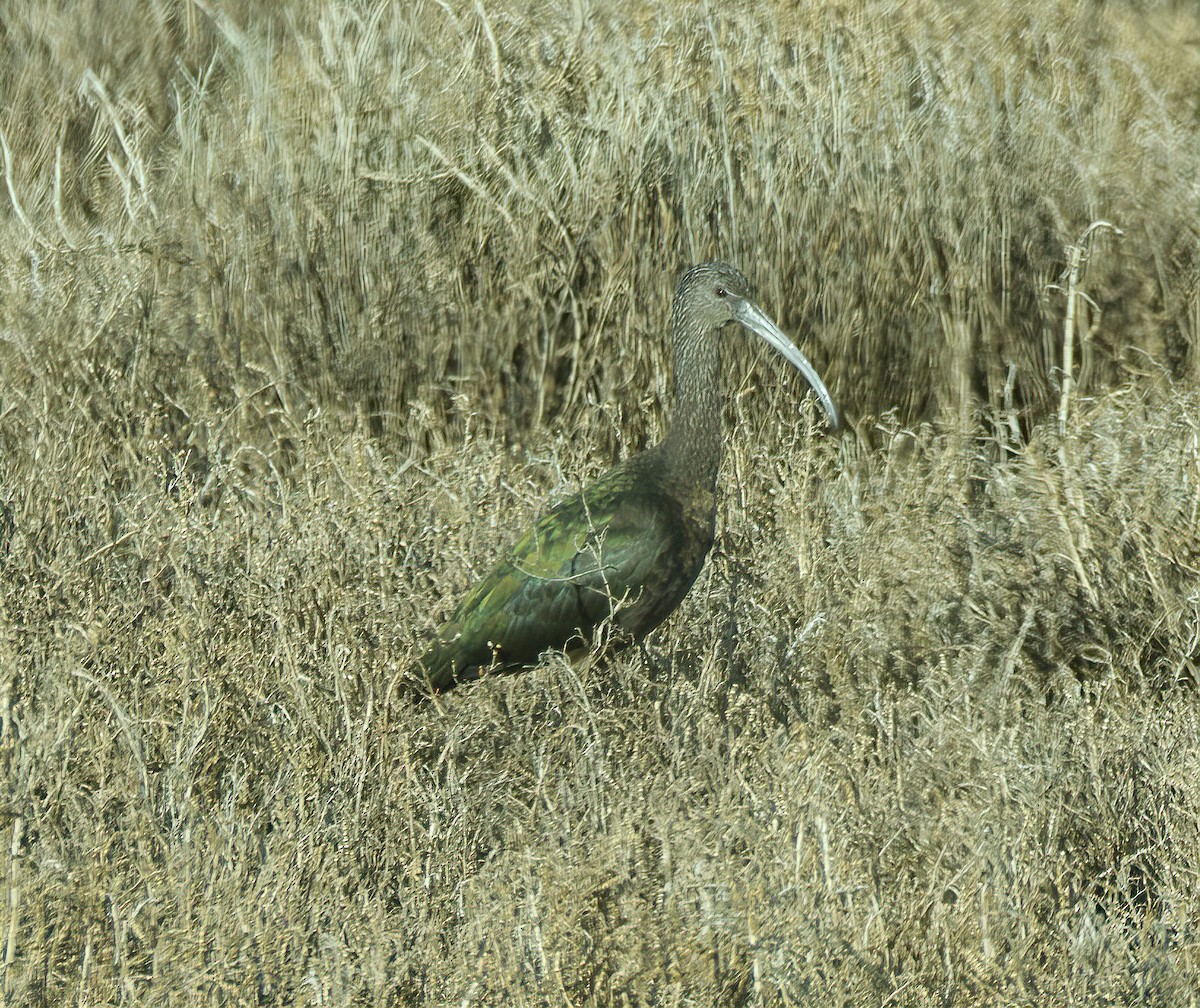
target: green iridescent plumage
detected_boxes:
[415,262,840,691]
[417,458,706,687]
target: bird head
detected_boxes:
[673,261,841,431]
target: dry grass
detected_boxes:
[2,0,1199,1004]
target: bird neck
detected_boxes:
[656,327,723,492]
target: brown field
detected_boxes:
[2,0,1199,1004]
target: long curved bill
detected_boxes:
[734,300,841,431]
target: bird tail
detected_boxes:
[411,641,458,693]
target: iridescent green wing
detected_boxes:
[420,475,683,686]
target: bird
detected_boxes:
[414,261,840,691]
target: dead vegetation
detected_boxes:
[1,0,1199,1004]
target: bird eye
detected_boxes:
[715,286,727,298]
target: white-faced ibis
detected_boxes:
[415,261,839,691]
